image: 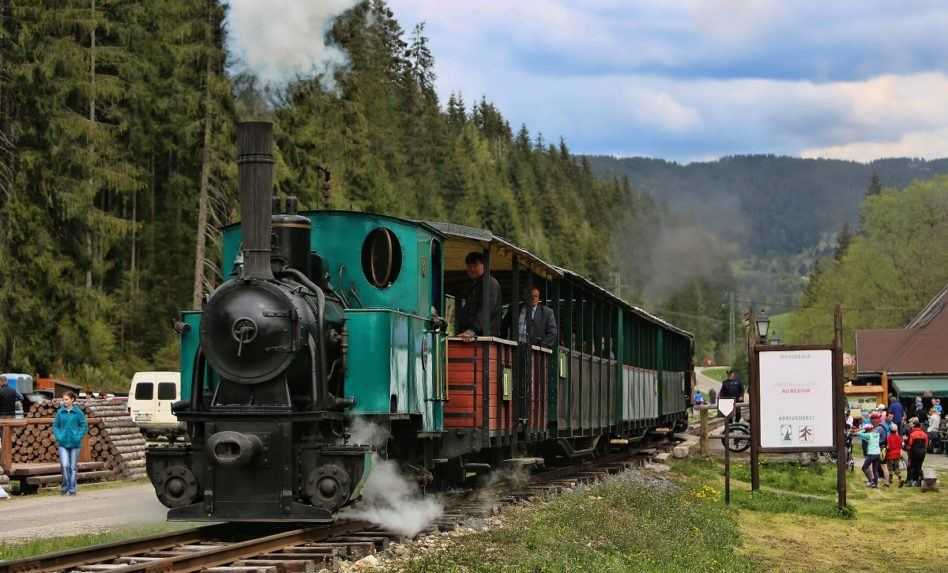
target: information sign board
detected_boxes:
[756,348,836,452]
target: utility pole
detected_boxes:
[728,291,735,367]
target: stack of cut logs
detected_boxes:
[21,398,147,480]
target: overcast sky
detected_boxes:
[227,1,948,163]
[386,0,948,162]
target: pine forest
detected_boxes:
[0,1,637,390]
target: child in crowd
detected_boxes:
[855,423,881,487]
[885,422,904,487]
[907,421,929,487]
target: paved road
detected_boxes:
[0,482,169,540]
[694,368,721,396]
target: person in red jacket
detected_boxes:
[885,423,904,487]
[906,422,929,487]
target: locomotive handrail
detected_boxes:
[447,335,518,347]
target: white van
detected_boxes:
[128,372,185,440]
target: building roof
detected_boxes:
[907,284,948,329]
[856,284,948,376]
[891,377,948,399]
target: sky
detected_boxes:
[228,0,948,163]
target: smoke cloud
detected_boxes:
[347,416,391,448]
[339,454,444,537]
[227,0,360,90]
[340,419,443,537]
[615,192,744,305]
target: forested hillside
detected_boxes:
[788,176,948,351]
[588,155,948,256]
[0,0,628,390]
[589,155,948,348]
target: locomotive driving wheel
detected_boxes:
[306,464,351,511]
[157,465,200,508]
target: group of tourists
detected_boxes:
[851,395,941,488]
[0,376,88,497]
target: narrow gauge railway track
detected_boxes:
[3,438,679,573]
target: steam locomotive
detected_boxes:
[146,122,694,523]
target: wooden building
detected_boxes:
[856,285,948,400]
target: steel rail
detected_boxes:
[2,524,229,573]
[104,520,369,573]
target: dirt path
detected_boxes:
[0,482,170,541]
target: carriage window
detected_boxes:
[157,383,176,400]
[361,227,403,288]
[134,382,154,400]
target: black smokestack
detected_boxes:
[237,122,275,280]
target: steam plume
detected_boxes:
[340,419,443,537]
[340,454,443,537]
[227,0,360,90]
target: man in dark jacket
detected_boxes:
[457,251,502,338]
[719,370,744,421]
[508,285,558,348]
[0,376,22,418]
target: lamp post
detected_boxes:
[755,309,770,344]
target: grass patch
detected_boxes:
[671,457,854,519]
[6,477,152,497]
[397,475,757,573]
[672,456,948,572]
[700,367,730,383]
[0,523,190,562]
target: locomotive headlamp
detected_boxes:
[755,310,770,343]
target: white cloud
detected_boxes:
[802,128,948,162]
[388,2,948,160]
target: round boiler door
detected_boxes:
[201,280,297,384]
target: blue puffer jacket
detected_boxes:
[53,406,88,449]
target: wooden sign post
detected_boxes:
[750,305,846,510]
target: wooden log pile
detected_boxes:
[7,422,60,463]
[26,398,147,480]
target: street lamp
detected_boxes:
[755,309,770,344]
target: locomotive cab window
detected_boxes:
[362,227,402,288]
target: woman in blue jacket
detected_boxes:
[52,391,88,495]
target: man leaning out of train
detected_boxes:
[458,251,502,339]
[53,391,89,496]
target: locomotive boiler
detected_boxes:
[146,123,370,522]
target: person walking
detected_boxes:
[885,423,904,487]
[906,421,929,487]
[854,423,881,487]
[870,412,889,484]
[927,407,941,453]
[719,370,744,422]
[52,391,88,496]
[889,396,904,434]
[0,376,22,418]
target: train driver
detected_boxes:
[457,251,502,339]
